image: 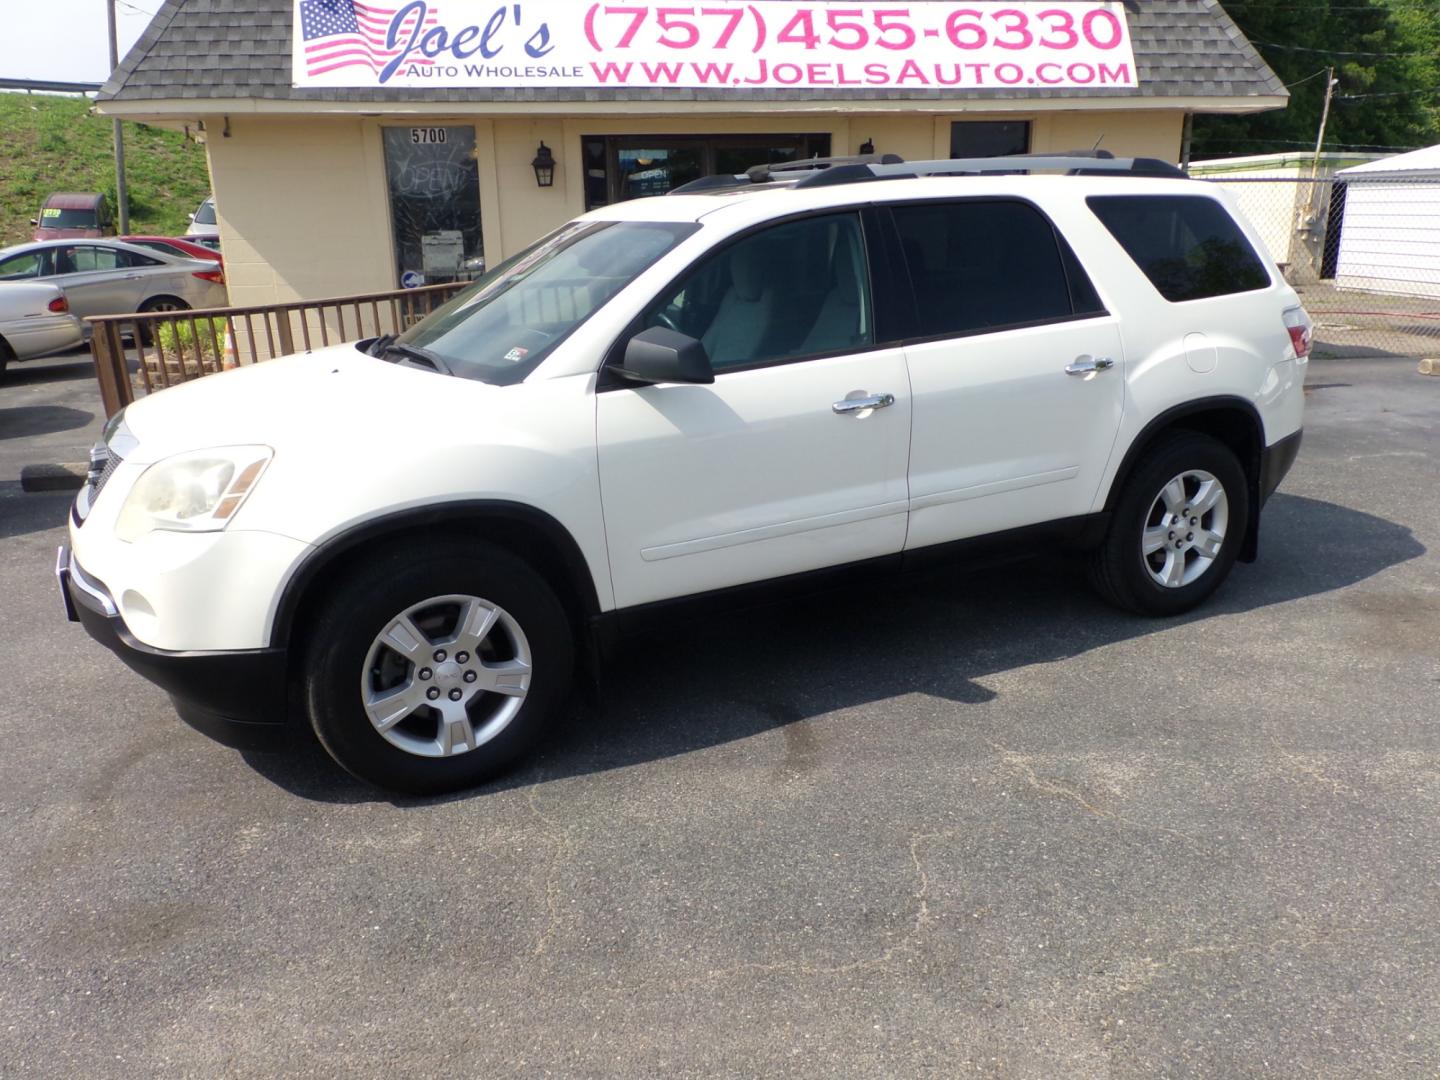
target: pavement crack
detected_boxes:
[703,829,957,981]
[1268,736,1358,797]
[990,744,1204,848]
[524,775,576,960]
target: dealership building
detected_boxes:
[99,0,1286,307]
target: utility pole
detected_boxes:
[1310,67,1338,180]
[106,0,130,234]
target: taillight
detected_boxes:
[193,269,225,284]
[48,296,69,313]
[1283,306,1312,359]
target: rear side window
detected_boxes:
[1087,194,1270,302]
[890,200,1100,338]
[118,249,163,268]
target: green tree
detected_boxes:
[1193,0,1440,159]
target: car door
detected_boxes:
[120,248,194,308]
[596,210,912,609]
[48,244,145,318]
[890,198,1127,550]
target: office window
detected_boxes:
[950,121,1030,159]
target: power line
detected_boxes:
[1251,39,1435,57]
[1192,136,1429,151]
[1337,85,1440,99]
[1226,1,1437,8]
[1284,67,1333,88]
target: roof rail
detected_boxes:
[668,153,906,195]
[793,153,1187,188]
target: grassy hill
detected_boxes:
[0,93,211,248]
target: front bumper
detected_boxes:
[57,545,291,751]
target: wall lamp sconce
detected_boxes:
[532,142,556,188]
[859,138,875,155]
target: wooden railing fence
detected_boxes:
[86,282,468,418]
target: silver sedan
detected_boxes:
[0,239,227,324]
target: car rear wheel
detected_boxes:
[137,296,191,346]
[301,540,574,795]
[1088,431,1250,616]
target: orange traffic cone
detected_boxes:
[221,323,240,370]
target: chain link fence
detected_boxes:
[1200,176,1440,359]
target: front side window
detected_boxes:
[0,251,43,279]
[398,220,697,384]
[1087,195,1271,302]
[891,200,1081,337]
[642,213,873,372]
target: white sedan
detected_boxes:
[0,280,84,379]
[0,239,227,324]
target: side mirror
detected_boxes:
[29,218,37,226]
[188,213,196,223]
[614,326,714,385]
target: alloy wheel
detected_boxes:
[1141,469,1230,589]
[360,594,532,758]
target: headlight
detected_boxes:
[115,446,272,543]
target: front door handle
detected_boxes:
[832,392,896,416]
[1066,355,1116,377]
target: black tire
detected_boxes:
[301,539,574,795]
[0,337,13,382]
[1088,431,1250,616]
[137,296,190,346]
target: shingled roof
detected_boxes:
[100,0,1286,106]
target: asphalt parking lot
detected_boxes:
[1,353,1437,1078]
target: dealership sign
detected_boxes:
[293,0,1138,90]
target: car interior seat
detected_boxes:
[701,241,778,368]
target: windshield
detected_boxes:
[194,200,217,225]
[395,219,698,384]
[39,208,98,230]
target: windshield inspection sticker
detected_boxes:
[503,346,530,363]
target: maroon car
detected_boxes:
[32,193,113,242]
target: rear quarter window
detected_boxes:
[1087,194,1271,303]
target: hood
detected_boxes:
[32,227,104,241]
[120,343,502,463]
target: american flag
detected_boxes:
[299,0,439,78]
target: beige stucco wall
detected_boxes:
[207,107,1184,306]
[206,116,395,307]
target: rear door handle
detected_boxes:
[1066,355,1115,376]
[833,392,896,416]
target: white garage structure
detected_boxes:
[1334,145,1440,300]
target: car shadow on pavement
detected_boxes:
[240,492,1426,805]
[0,405,95,441]
[1,354,96,388]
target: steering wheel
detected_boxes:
[652,310,681,333]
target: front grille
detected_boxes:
[94,447,121,497]
[74,442,124,525]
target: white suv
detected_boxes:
[59,154,1309,795]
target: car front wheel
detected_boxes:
[302,540,574,795]
[1089,431,1250,616]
